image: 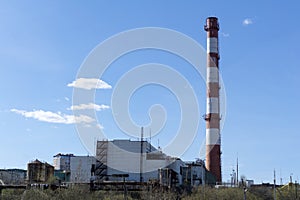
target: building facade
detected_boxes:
[53,153,74,171]
[96,139,189,185]
[182,160,206,186]
[70,156,97,183]
[0,169,26,185]
[27,159,54,184]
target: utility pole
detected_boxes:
[274,169,276,200]
[140,127,144,183]
[243,186,247,200]
[237,156,239,186]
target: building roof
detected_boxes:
[53,153,74,157]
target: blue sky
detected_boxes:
[0,0,299,184]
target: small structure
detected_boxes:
[182,160,206,186]
[27,159,54,184]
[246,179,254,187]
[158,168,178,188]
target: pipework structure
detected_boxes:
[204,17,221,183]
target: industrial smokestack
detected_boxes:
[204,17,221,183]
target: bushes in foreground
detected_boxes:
[1,185,298,200]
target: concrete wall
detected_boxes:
[106,140,168,182]
[70,156,97,183]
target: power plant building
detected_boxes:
[51,140,206,186]
[95,139,204,186]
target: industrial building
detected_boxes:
[70,156,97,183]
[182,161,205,186]
[95,139,206,187]
[27,159,54,184]
[53,154,97,184]
[0,169,26,185]
[53,153,74,171]
[51,140,207,187]
[53,153,73,182]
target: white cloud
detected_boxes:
[221,32,230,37]
[11,109,95,124]
[68,103,110,111]
[83,123,104,129]
[243,18,253,26]
[67,78,112,90]
[64,97,70,101]
[96,124,104,130]
[72,115,95,124]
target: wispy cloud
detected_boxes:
[243,18,253,26]
[64,97,70,101]
[221,32,230,37]
[83,123,104,129]
[68,103,110,111]
[67,78,112,90]
[11,109,95,124]
[96,124,104,130]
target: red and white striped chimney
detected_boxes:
[204,17,221,183]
